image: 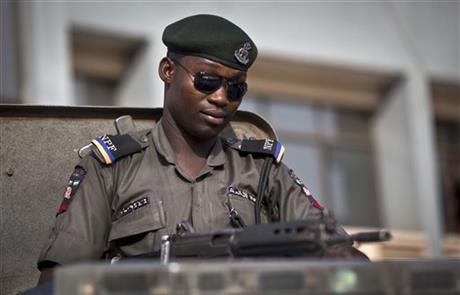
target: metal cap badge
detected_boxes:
[234,42,252,65]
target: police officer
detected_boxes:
[37,14,367,284]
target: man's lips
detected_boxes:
[200,109,227,124]
[201,109,226,118]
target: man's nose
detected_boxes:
[207,85,229,107]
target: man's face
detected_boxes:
[163,55,247,140]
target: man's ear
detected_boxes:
[159,57,175,83]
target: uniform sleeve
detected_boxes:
[268,162,370,260]
[268,162,322,221]
[37,155,113,269]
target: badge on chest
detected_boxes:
[227,186,256,203]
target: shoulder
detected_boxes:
[88,129,152,165]
[222,137,285,164]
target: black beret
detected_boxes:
[162,14,258,71]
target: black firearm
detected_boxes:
[159,213,391,263]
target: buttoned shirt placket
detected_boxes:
[151,121,226,232]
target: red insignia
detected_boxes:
[289,169,324,211]
[307,195,324,210]
[58,202,69,215]
[56,167,86,216]
[301,186,323,210]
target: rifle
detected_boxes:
[159,213,391,263]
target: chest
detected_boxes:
[111,150,263,233]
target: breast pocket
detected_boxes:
[108,198,166,256]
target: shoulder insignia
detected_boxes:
[289,169,324,211]
[223,138,285,164]
[91,133,146,165]
[57,166,86,216]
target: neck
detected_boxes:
[160,115,216,179]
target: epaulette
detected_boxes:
[223,138,285,164]
[90,130,150,165]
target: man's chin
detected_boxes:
[191,123,227,140]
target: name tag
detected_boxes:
[227,186,256,203]
[119,197,150,217]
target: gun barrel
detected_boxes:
[351,230,392,243]
[326,230,392,246]
[351,230,391,242]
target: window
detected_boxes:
[437,120,460,233]
[71,28,146,105]
[241,96,380,227]
[432,81,460,233]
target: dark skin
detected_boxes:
[37,55,247,284]
[158,54,246,179]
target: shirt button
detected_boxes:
[141,136,148,143]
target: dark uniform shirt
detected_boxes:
[38,120,329,267]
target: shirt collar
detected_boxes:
[152,119,225,167]
[207,137,225,167]
[152,119,176,164]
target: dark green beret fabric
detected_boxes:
[162,14,258,71]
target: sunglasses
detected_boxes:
[172,59,247,101]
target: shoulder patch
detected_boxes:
[57,166,86,216]
[91,134,143,165]
[289,169,324,211]
[224,138,285,163]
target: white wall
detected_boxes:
[1,1,19,102]
[18,1,74,105]
[18,1,459,106]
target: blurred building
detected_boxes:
[1,1,459,259]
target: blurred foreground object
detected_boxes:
[54,259,460,295]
